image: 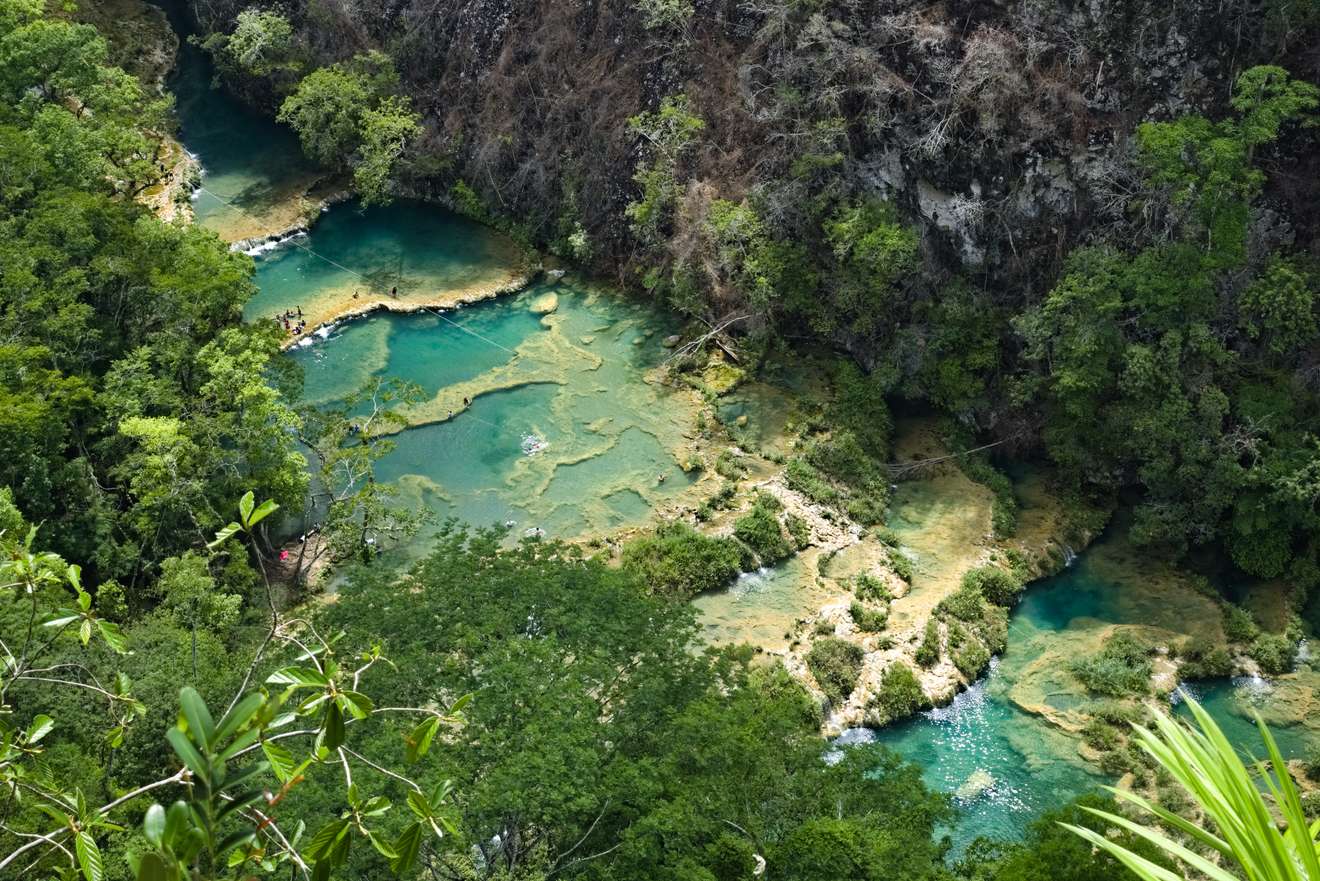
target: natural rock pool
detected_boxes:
[167,17,1317,852]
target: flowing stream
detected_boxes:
[165,15,1317,852]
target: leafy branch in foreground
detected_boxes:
[0,491,468,881]
[1063,697,1320,881]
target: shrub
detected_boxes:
[953,639,991,679]
[1082,719,1122,751]
[785,513,811,548]
[1305,742,1320,782]
[849,601,888,633]
[915,619,941,668]
[714,449,747,480]
[960,455,1018,538]
[888,550,913,583]
[866,662,928,725]
[936,582,985,622]
[806,637,864,705]
[784,457,840,507]
[734,498,792,564]
[621,521,743,599]
[1069,632,1153,696]
[1178,636,1233,679]
[1222,604,1261,643]
[1250,633,1296,674]
[853,574,891,602]
[961,565,1022,607]
[976,605,1009,653]
[871,526,901,547]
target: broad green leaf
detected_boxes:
[44,613,81,628]
[366,828,398,859]
[165,728,208,780]
[76,830,104,881]
[143,803,165,847]
[97,620,128,654]
[405,716,439,763]
[266,666,329,688]
[213,692,265,745]
[25,714,54,744]
[76,588,91,611]
[322,701,345,749]
[262,740,297,783]
[406,790,430,820]
[337,690,373,720]
[304,818,350,862]
[79,618,93,645]
[207,522,241,550]
[389,823,423,875]
[238,492,255,529]
[179,688,215,748]
[248,498,280,527]
[67,564,81,591]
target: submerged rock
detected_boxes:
[662,334,682,348]
[954,769,995,800]
[529,291,559,314]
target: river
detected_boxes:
[164,12,1318,854]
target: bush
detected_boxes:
[1069,632,1153,696]
[1222,604,1261,643]
[785,513,811,549]
[714,449,747,480]
[888,550,913,583]
[961,565,1022,607]
[784,458,840,507]
[1082,719,1122,751]
[866,662,928,725]
[849,601,887,633]
[936,582,985,622]
[806,637,865,705]
[953,639,991,679]
[871,526,901,547]
[734,498,793,564]
[1305,742,1320,782]
[621,521,744,599]
[915,619,941,668]
[959,455,1018,538]
[853,574,891,602]
[1178,636,1233,679]
[1250,633,1296,675]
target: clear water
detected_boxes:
[863,534,1319,850]
[287,281,704,550]
[692,558,831,652]
[166,29,322,241]
[245,198,524,331]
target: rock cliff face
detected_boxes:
[186,0,1319,313]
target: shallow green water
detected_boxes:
[287,281,701,550]
[245,197,524,328]
[861,539,1319,849]
[167,28,316,239]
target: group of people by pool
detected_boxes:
[278,307,305,334]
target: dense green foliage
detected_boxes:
[312,528,956,880]
[733,492,793,564]
[865,662,928,726]
[620,519,745,598]
[0,1,306,594]
[805,636,864,706]
[1069,632,1154,697]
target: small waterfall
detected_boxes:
[1062,545,1077,567]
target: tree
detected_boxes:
[0,492,466,880]
[278,52,415,202]
[1064,698,1320,881]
